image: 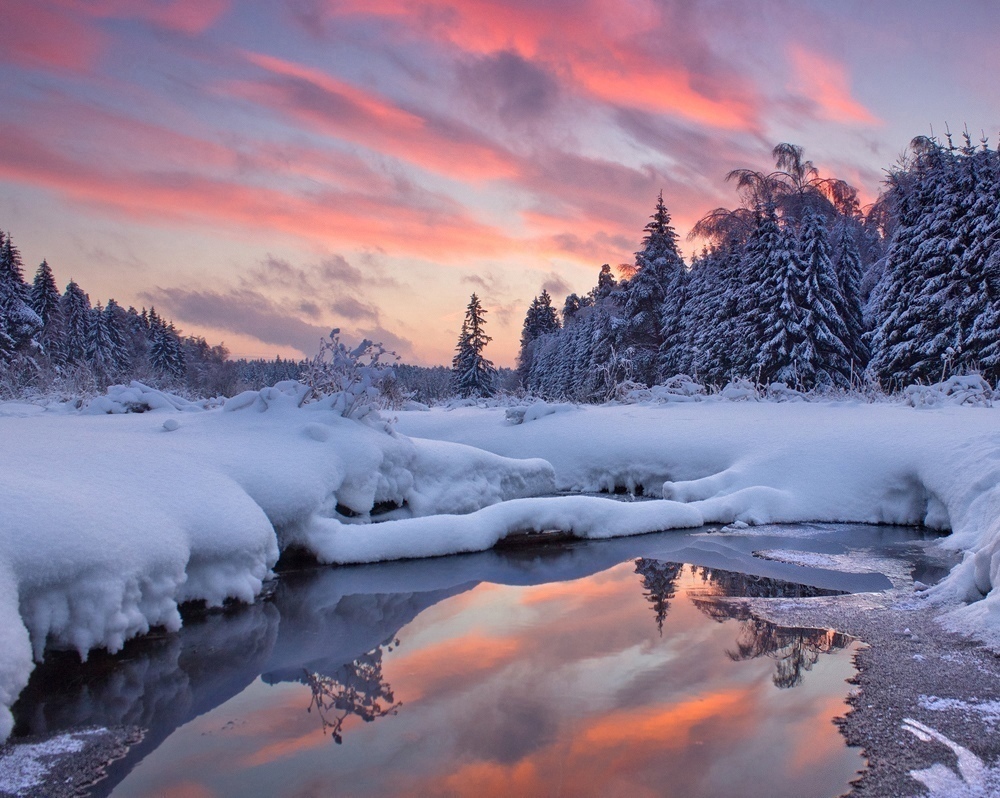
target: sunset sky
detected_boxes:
[3,1,1000,366]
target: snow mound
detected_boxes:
[393,402,1000,653]
[619,375,707,404]
[718,379,759,401]
[0,393,554,739]
[904,375,994,408]
[505,402,578,424]
[82,381,212,415]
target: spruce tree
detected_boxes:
[60,280,92,364]
[614,193,686,386]
[451,293,497,398]
[0,232,42,353]
[743,204,805,385]
[517,289,560,388]
[30,260,67,365]
[795,210,854,387]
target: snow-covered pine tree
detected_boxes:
[955,138,1000,380]
[743,203,805,385]
[86,302,117,386]
[29,260,60,324]
[517,289,560,388]
[832,225,869,371]
[104,299,132,374]
[59,279,91,364]
[590,263,617,302]
[613,193,686,386]
[149,313,185,382]
[0,232,42,355]
[30,260,67,366]
[867,140,943,388]
[451,293,497,398]
[795,209,855,387]
[562,293,583,325]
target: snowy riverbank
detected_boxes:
[3,387,1000,741]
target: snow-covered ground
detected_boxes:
[3,385,1000,743]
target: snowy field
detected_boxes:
[2,382,1000,742]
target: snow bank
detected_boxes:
[0,383,553,739]
[394,401,1000,649]
[9,383,1000,739]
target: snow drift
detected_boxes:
[0,382,553,739]
[5,388,1000,741]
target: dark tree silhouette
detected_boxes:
[302,643,401,744]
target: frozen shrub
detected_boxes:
[903,375,993,408]
[301,329,399,421]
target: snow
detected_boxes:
[6,391,1000,743]
[0,729,101,795]
[0,383,553,740]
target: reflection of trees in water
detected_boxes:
[690,566,845,599]
[690,566,852,689]
[634,558,684,634]
[302,641,402,744]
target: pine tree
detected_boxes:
[86,302,118,386]
[795,210,855,387]
[833,226,869,371]
[60,280,92,364]
[30,260,66,365]
[29,260,60,324]
[451,293,497,398]
[517,289,561,388]
[149,310,186,382]
[614,193,686,386]
[743,204,805,385]
[0,232,42,354]
[955,141,1000,379]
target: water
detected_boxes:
[11,523,950,797]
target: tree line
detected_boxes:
[0,236,309,399]
[511,136,1000,400]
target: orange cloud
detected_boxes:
[387,631,524,701]
[579,689,747,749]
[789,45,882,126]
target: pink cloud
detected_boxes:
[788,45,882,126]
[229,51,520,181]
[2,2,106,72]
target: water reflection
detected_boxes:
[300,644,401,744]
[635,558,683,634]
[7,524,923,797]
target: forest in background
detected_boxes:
[514,136,1000,402]
[2,134,999,404]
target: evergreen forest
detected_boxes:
[517,137,1000,400]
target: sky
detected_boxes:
[3,1,1000,366]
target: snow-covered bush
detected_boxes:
[613,380,651,403]
[505,401,578,425]
[648,374,707,403]
[301,329,399,422]
[903,375,994,408]
[765,382,809,402]
[718,379,760,401]
[81,381,212,414]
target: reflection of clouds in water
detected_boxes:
[12,549,864,797]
